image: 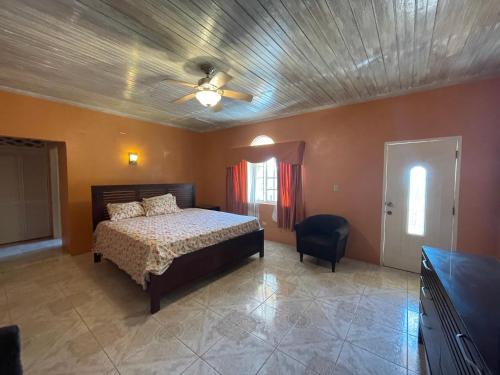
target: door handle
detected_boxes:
[420,312,431,329]
[422,259,432,272]
[385,201,393,207]
[421,286,432,300]
[419,301,430,329]
[455,334,483,374]
[386,210,392,215]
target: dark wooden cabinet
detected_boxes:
[419,247,499,375]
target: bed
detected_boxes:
[91,183,264,314]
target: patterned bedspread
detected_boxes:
[93,208,260,288]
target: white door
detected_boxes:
[0,145,52,245]
[382,137,460,273]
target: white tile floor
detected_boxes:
[0,241,427,374]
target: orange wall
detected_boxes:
[0,91,202,254]
[1,78,499,261]
[197,78,500,261]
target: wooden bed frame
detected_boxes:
[91,183,264,314]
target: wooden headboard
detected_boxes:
[91,183,195,229]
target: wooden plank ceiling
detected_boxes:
[0,0,499,131]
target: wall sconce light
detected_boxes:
[128,153,138,166]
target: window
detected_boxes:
[407,165,427,236]
[248,136,277,203]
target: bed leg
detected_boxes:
[150,296,160,314]
[149,274,161,314]
[258,229,264,258]
[93,253,102,263]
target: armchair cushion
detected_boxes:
[300,234,336,248]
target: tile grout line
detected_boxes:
[209,296,292,374]
[199,356,223,375]
[57,283,122,375]
[180,354,222,375]
[333,284,366,371]
[151,303,245,372]
[203,316,274,375]
[347,341,409,371]
[253,347,277,375]
[4,245,422,374]
[150,307,218,362]
[177,354,200,375]
[335,296,408,370]
[273,348,322,375]
[345,282,413,370]
[270,298,325,374]
[251,301,322,375]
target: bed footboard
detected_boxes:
[149,228,264,314]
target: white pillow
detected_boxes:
[107,201,145,221]
[142,193,181,217]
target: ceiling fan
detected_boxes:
[164,64,253,112]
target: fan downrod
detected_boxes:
[200,63,215,78]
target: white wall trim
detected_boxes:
[0,85,187,131]
[224,74,500,131]
[2,74,499,133]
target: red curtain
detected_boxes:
[226,160,248,215]
[277,161,304,231]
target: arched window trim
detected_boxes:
[407,165,427,236]
[250,135,275,146]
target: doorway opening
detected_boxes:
[380,136,461,273]
[0,136,67,260]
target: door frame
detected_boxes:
[380,136,462,267]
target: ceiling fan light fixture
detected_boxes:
[195,89,221,107]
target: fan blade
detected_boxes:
[222,89,253,102]
[210,102,223,112]
[209,72,232,88]
[172,93,196,104]
[161,79,197,88]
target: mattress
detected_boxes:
[92,208,260,288]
